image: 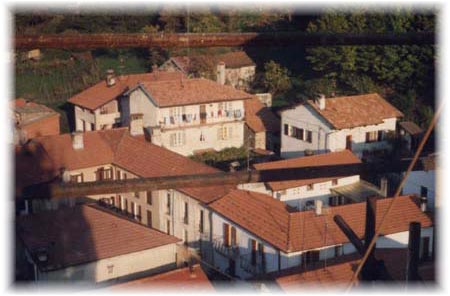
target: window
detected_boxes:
[183,202,189,225]
[366,131,378,143]
[70,173,84,183]
[293,127,304,140]
[110,196,115,206]
[302,250,320,265]
[251,239,257,265]
[107,264,114,274]
[378,130,384,141]
[146,191,152,205]
[100,106,108,115]
[217,126,233,140]
[420,186,428,198]
[284,124,289,136]
[147,210,152,227]
[305,200,315,210]
[329,195,345,206]
[123,173,127,180]
[134,192,140,198]
[334,245,343,257]
[166,219,171,235]
[166,191,171,214]
[223,223,231,247]
[199,210,204,233]
[184,230,188,246]
[130,202,135,216]
[170,131,186,147]
[116,170,121,180]
[231,226,237,246]
[137,205,142,221]
[306,130,313,143]
[306,184,314,191]
[96,167,112,181]
[332,179,338,186]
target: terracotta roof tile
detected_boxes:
[17,204,180,271]
[138,78,252,107]
[273,248,434,290]
[209,191,433,253]
[307,93,404,130]
[253,151,361,191]
[169,51,255,73]
[68,72,184,110]
[15,128,230,204]
[113,264,215,291]
[245,97,280,133]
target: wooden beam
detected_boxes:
[15,32,435,50]
[21,155,435,200]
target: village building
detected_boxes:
[280,93,404,159]
[239,150,384,210]
[121,77,254,156]
[68,71,183,132]
[15,128,232,263]
[271,248,435,291]
[12,98,60,144]
[207,190,433,279]
[16,204,180,284]
[243,97,280,152]
[159,51,256,90]
[112,264,215,292]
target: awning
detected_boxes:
[330,180,385,203]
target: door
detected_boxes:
[200,105,207,124]
[346,135,352,151]
[228,259,236,277]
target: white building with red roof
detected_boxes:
[280,93,404,159]
[208,189,433,280]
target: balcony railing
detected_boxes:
[212,236,239,259]
[240,252,265,275]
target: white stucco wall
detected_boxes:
[281,104,398,159]
[403,170,437,210]
[37,243,177,283]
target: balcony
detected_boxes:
[212,236,239,259]
[240,252,265,275]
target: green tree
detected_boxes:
[262,61,291,95]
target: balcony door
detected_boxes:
[200,105,207,124]
[346,135,352,151]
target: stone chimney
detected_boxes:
[129,113,144,136]
[317,94,326,110]
[216,62,226,85]
[314,200,323,216]
[106,69,116,87]
[71,132,84,150]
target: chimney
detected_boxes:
[216,62,226,85]
[380,177,388,197]
[71,132,84,150]
[314,200,323,216]
[106,69,116,87]
[317,94,326,110]
[420,196,427,212]
[129,113,144,136]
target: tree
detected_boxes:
[262,61,291,95]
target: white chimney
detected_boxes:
[317,94,326,110]
[106,69,116,87]
[420,196,427,212]
[71,132,84,150]
[314,200,323,216]
[217,62,226,85]
[380,177,388,197]
[148,126,162,146]
[129,113,144,136]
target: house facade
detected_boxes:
[68,71,184,132]
[16,205,180,284]
[121,78,253,156]
[238,151,384,210]
[160,51,256,90]
[208,190,434,279]
[15,128,232,263]
[280,93,403,159]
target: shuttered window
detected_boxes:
[170,131,186,147]
[223,223,231,246]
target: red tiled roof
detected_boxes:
[169,51,255,73]
[113,264,215,291]
[209,191,433,253]
[16,204,180,271]
[68,72,184,111]
[138,78,252,107]
[253,150,361,191]
[15,128,230,204]
[306,93,404,129]
[273,248,435,290]
[245,97,280,133]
